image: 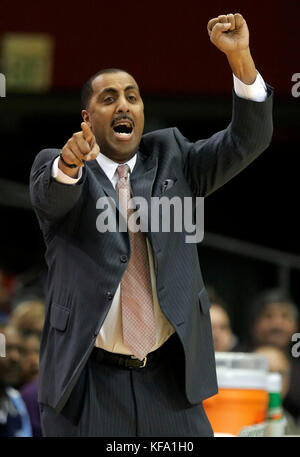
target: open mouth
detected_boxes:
[112,120,133,137]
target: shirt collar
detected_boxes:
[96,151,137,184]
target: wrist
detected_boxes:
[58,156,81,178]
[226,47,257,85]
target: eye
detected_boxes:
[128,94,137,102]
[104,96,115,103]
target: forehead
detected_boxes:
[262,302,293,315]
[210,305,229,322]
[4,327,22,344]
[91,72,140,95]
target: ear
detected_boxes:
[81,110,91,126]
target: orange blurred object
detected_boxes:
[203,352,270,436]
[203,387,268,436]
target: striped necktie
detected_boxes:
[116,164,156,360]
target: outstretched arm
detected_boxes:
[30,122,99,223]
[181,13,273,197]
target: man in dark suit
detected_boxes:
[30,13,273,436]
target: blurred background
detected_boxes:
[0,0,300,436]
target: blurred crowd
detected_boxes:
[1,265,300,436]
[0,266,45,437]
[208,286,300,435]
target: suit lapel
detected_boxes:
[87,146,158,207]
[130,149,158,202]
[87,159,119,211]
[87,145,159,258]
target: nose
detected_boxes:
[270,314,285,327]
[8,347,21,363]
[116,93,130,113]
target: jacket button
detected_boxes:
[106,292,113,300]
[120,255,128,263]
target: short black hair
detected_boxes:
[250,288,299,323]
[206,286,223,306]
[80,68,130,110]
[206,285,230,313]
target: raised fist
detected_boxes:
[207,13,249,55]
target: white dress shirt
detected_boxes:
[51,72,268,355]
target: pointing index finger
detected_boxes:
[81,122,95,146]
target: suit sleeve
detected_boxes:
[29,148,87,223]
[178,85,274,197]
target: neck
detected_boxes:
[101,149,137,164]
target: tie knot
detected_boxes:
[117,164,130,179]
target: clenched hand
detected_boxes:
[207,13,249,55]
[207,13,256,85]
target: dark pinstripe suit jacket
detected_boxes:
[30,87,273,415]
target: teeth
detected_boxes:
[114,122,132,128]
[115,131,131,136]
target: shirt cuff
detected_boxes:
[51,156,82,184]
[233,71,267,102]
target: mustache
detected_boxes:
[267,328,286,335]
[111,114,135,127]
